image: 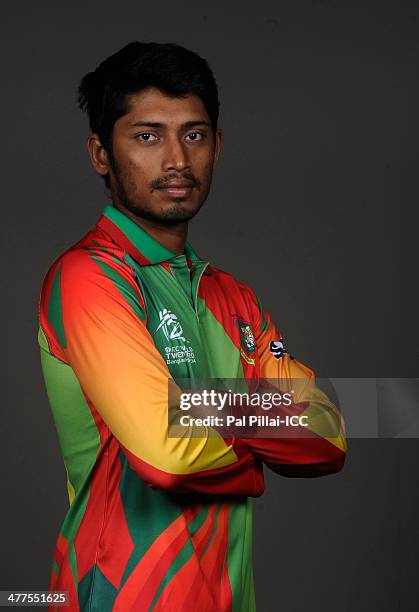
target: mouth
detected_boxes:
[158,185,194,198]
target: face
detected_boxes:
[88,87,223,225]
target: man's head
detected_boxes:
[78,42,223,225]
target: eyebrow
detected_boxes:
[129,120,211,129]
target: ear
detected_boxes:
[213,128,223,168]
[87,133,110,178]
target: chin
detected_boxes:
[158,211,199,225]
[122,194,205,224]
[157,202,202,223]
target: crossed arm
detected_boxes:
[39,249,346,497]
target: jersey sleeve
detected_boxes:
[240,287,347,478]
[38,249,264,497]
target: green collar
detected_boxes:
[96,204,204,266]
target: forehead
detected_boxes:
[121,87,209,125]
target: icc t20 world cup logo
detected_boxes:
[156,308,186,342]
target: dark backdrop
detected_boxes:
[1,1,418,610]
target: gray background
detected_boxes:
[1,1,418,610]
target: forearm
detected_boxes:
[239,379,347,477]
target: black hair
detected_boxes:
[77,41,220,188]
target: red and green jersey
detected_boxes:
[38,203,346,611]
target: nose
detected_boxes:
[162,136,190,172]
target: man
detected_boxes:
[38,41,347,611]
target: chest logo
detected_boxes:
[156,308,196,367]
[156,308,186,342]
[269,339,288,359]
[236,320,256,365]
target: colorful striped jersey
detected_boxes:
[38,203,347,611]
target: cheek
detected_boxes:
[116,155,151,189]
[112,139,151,177]
[195,150,212,171]
[200,159,215,181]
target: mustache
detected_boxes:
[151,173,199,190]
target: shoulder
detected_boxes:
[207,263,260,300]
[38,226,147,358]
[39,225,138,295]
[39,225,145,327]
[205,263,265,328]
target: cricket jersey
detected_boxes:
[38,203,347,611]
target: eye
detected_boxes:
[136,133,158,142]
[185,132,205,142]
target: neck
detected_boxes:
[113,202,188,256]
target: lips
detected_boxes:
[158,180,194,198]
[159,180,194,189]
